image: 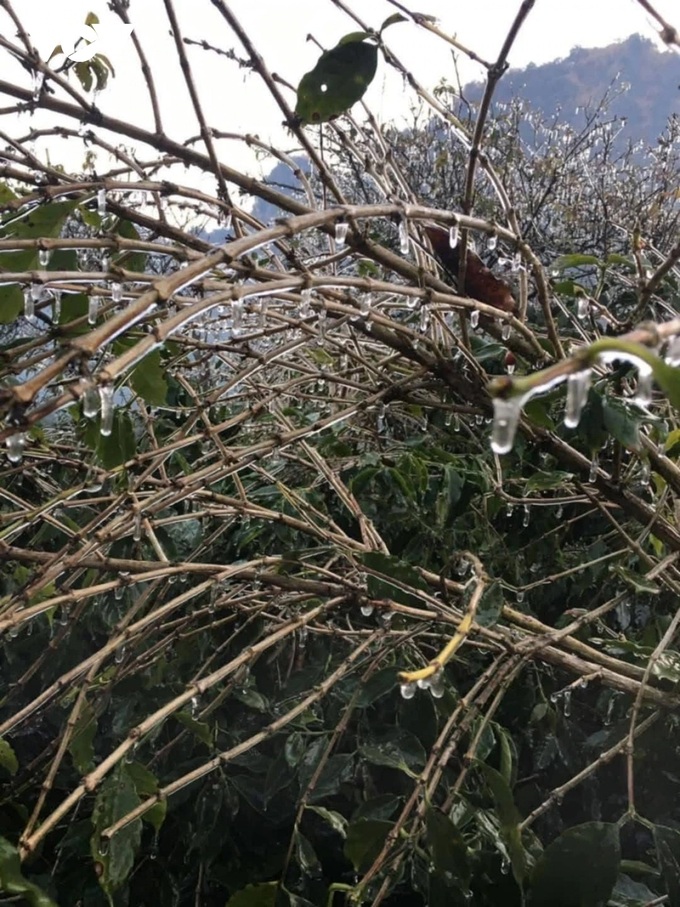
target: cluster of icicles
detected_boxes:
[399,671,446,700]
[490,339,680,455]
[5,384,114,465]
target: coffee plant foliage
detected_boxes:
[0,2,680,905]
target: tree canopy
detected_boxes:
[1,2,680,905]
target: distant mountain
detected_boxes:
[464,34,679,145]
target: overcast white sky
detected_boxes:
[2,0,676,189]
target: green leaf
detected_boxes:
[655,824,680,905]
[529,822,620,906]
[551,254,603,270]
[524,470,573,493]
[90,765,143,897]
[602,397,642,450]
[477,762,528,887]
[477,581,503,628]
[295,38,378,125]
[344,819,393,872]
[425,808,470,886]
[306,806,348,838]
[651,359,680,410]
[174,711,212,747]
[113,217,148,274]
[125,762,167,832]
[359,727,426,776]
[128,350,168,407]
[360,551,428,607]
[83,409,136,469]
[609,873,660,907]
[295,830,321,876]
[611,565,659,595]
[68,700,97,774]
[523,397,556,430]
[0,837,57,906]
[436,465,463,526]
[0,738,18,776]
[358,666,399,706]
[650,651,680,684]
[0,287,22,323]
[578,387,608,454]
[380,12,408,32]
[226,882,278,906]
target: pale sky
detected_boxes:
[1,0,676,191]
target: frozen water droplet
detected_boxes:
[448,223,459,248]
[486,234,497,251]
[99,384,114,436]
[32,70,44,101]
[82,385,100,418]
[133,512,142,542]
[491,397,522,454]
[23,287,35,321]
[634,369,653,409]
[398,218,409,254]
[360,604,374,617]
[516,590,525,602]
[111,282,122,303]
[506,502,514,517]
[335,221,348,247]
[506,361,515,375]
[97,188,107,216]
[400,682,416,700]
[38,248,51,266]
[416,677,431,690]
[588,454,599,483]
[576,297,590,319]
[99,836,110,857]
[564,370,591,428]
[640,461,650,486]
[6,432,26,464]
[501,323,511,340]
[470,309,480,329]
[430,671,445,698]
[556,503,563,518]
[522,505,530,527]
[563,689,572,717]
[360,294,372,316]
[52,289,62,320]
[88,294,100,325]
[100,252,110,272]
[419,305,430,332]
[190,695,199,717]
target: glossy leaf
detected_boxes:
[478,762,529,887]
[425,808,470,886]
[655,824,680,905]
[0,738,18,776]
[90,766,143,897]
[0,837,57,906]
[295,37,378,125]
[68,700,97,774]
[129,350,168,407]
[360,551,428,607]
[344,819,392,872]
[529,822,620,906]
[226,882,278,906]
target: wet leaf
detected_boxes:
[529,822,620,906]
[0,837,57,906]
[344,819,392,872]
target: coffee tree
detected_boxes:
[1,1,680,905]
